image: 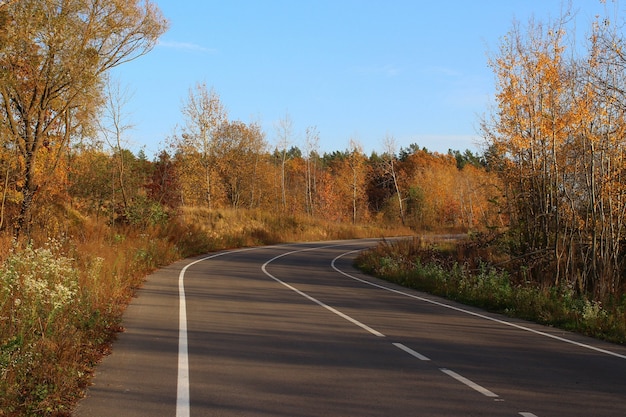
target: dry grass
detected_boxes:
[0,206,411,416]
[179,206,410,245]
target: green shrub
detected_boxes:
[356,238,626,344]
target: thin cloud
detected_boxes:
[423,66,462,77]
[353,64,403,77]
[157,40,217,54]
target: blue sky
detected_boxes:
[112,0,611,158]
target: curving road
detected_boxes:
[74,239,626,417]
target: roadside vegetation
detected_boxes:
[355,236,626,345]
[0,209,408,416]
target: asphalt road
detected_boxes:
[74,239,626,417]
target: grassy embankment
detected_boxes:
[0,207,409,417]
[355,237,626,345]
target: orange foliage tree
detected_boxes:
[484,9,626,298]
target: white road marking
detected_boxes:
[176,248,259,417]
[262,248,386,337]
[176,265,190,417]
[393,342,431,361]
[176,242,382,417]
[440,368,499,398]
[331,251,626,360]
[519,413,539,417]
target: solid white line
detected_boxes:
[176,262,192,417]
[440,368,499,398]
[261,247,386,338]
[176,248,259,417]
[331,251,626,360]
[392,342,430,361]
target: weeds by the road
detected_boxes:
[355,237,626,345]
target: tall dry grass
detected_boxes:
[0,206,411,416]
[178,206,409,245]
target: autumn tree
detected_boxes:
[275,113,294,211]
[0,0,167,237]
[214,120,267,209]
[0,112,17,230]
[317,151,350,222]
[346,139,368,224]
[99,78,134,214]
[147,150,181,209]
[484,8,626,298]
[303,126,320,216]
[67,144,115,221]
[284,149,308,215]
[365,152,392,216]
[381,135,405,224]
[567,12,626,297]
[484,15,572,283]
[173,84,228,208]
[453,163,504,230]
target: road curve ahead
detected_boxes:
[74,239,626,417]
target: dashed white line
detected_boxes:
[440,368,499,398]
[264,247,506,404]
[519,413,539,417]
[393,342,431,361]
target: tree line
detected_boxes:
[159,83,502,229]
[17,82,502,235]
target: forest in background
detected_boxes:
[0,78,503,246]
